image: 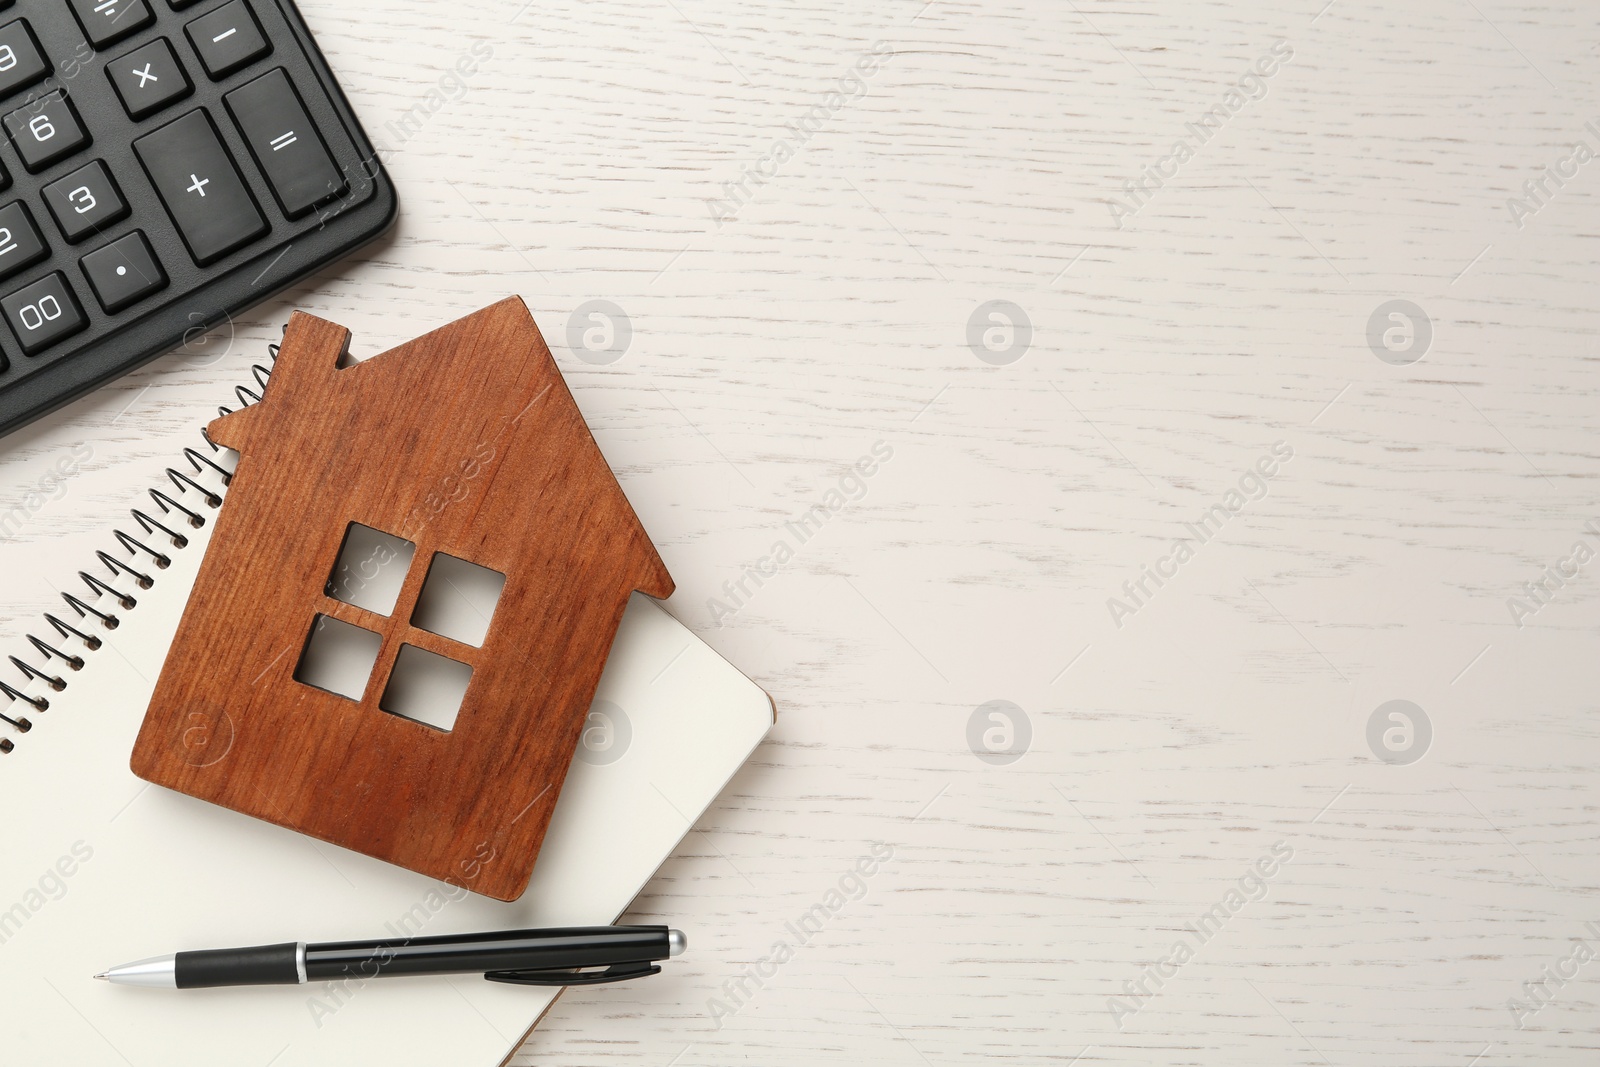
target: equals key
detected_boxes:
[225,69,345,219]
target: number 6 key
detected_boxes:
[2,91,90,172]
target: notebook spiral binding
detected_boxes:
[0,340,282,754]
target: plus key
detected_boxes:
[134,108,266,265]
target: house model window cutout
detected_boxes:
[326,522,415,616]
[298,521,505,728]
[411,552,507,647]
[295,614,382,701]
[129,297,674,902]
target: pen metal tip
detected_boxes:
[667,929,687,957]
[93,972,109,980]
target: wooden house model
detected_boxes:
[130,297,672,901]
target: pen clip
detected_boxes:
[482,961,662,987]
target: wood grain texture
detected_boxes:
[130,299,673,901]
[3,0,1600,1062]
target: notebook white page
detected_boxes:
[0,448,772,1065]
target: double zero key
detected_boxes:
[133,108,265,265]
[3,272,86,355]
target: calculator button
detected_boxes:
[3,91,90,172]
[67,0,154,50]
[107,38,192,119]
[226,69,344,219]
[0,200,46,281]
[0,19,49,101]
[81,230,166,312]
[133,109,266,264]
[3,272,86,355]
[185,0,269,79]
[43,160,129,243]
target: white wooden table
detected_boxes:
[4,1,1599,1062]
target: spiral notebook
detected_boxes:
[0,340,774,1065]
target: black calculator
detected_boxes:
[0,0,395,438]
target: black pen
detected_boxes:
[95,925,686,989]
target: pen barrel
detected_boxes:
[175,943,301,988]
[303,925,671,981]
